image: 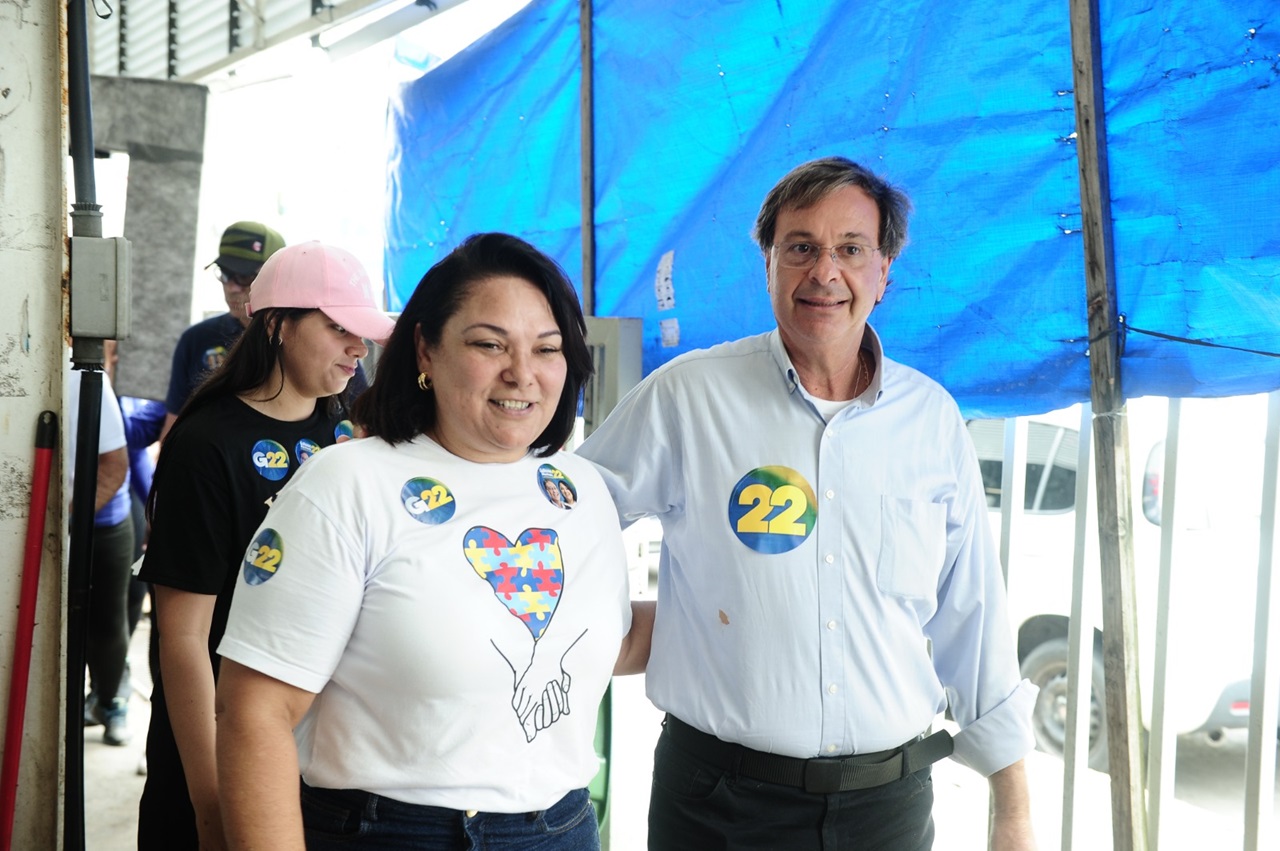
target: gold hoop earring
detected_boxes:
[417,372,432,391]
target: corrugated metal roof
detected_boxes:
[86,0,463,85]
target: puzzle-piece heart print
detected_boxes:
[463,526,563,640]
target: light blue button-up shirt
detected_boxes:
[579,327,1035,776]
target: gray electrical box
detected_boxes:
[70,235,132,339]
[583,316,642,437]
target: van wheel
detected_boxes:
[1020,637,1109,772]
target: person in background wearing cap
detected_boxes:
[135,242,395,851]
[159,221,369,442]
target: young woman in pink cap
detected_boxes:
[136,242,395,851]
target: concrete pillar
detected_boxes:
[90,75,208,402]
[0,0,73,847]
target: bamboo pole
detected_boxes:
[1068,0,1147,848]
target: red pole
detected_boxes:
[1,411,59,851]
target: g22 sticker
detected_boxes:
[402,477,456,525]
[727,466,817,554]
[243,528,284,585]
[334,420,355,443]
[251,439,290,481]
[295,438,321,464]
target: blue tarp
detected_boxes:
[385,0,1280,418]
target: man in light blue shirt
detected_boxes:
[579,157,1036,850]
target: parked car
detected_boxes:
[966,394,1273,771]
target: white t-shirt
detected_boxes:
[65,366,126,458]
[219,434,632,812]
[65,363,128,525]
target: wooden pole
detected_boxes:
[1068,1,1147,848]
[579,0,596,316]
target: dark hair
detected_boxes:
[752,157,912,260]
[146,307,345,522]
[354,232,592,456]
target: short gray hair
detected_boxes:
[752,157,912,260]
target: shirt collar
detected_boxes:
[769,325,887,407]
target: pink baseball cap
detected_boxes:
[247,241,396,343]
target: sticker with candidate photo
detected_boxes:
[202,346,227,372]
[296,438,321,465]
[251,439,290,481]
[537,464,578,510]
[727,465,817,554]
[243,528,284,586]
[334,420,355,443]
[401,477,457,525]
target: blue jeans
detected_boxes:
[647,727,936,850]
[301,782,600,850]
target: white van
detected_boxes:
[966,393,1273,770]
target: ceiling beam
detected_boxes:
[178,0,470,83]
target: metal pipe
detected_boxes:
[64,368,102,851]
[579,0,595,316]
[67,0,97,209]
[66,2,105,849]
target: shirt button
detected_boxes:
[825,489,835,499]
[465,810,478,818]
[826,620,837,630]
[827,683,838,695]
[826,744,838,754]
[824,554,834,564]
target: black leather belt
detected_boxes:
[662,714,954,794]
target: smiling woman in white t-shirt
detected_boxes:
[215,232,654,851]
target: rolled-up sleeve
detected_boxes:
[928,415,1037,776]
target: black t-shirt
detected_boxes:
[141,394,348,662]
[137,395,350,848]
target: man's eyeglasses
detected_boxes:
[217,269,257,288]
[773,241,880,272]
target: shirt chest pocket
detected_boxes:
[876,497,947,599]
